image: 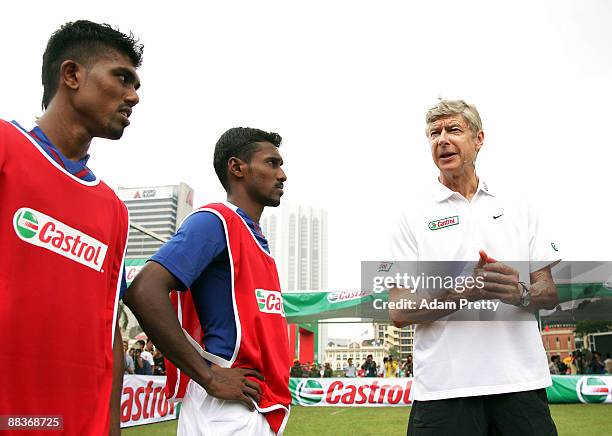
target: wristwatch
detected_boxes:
[517,281,531,307]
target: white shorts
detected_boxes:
[177,380,276,436]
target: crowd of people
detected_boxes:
[123,338,166,376]
[126,344,612,378]
[549,350,612,375]
[289,354,414,378]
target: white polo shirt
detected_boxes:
[391,178,559,401]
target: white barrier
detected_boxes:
[120,375,177,428]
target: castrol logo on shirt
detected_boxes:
[255,289,285,316]
[428,215,459,231]
[13,207,108,272]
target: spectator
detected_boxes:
[123,339,134,375]
[587,351,606,375]
[153,348,166,376]
[344,358,357,377]
[604,353,612,375]
[361,354,378,378]
[549,356,560,375]
[145,338,155,354]
[290,359,303,378]
[404,354,414,377]
[136,339,154,367]
[323,363,334,377]
[379,357,388,377]
[570,350,586,375]
[131,347,152,375]
[302,362,312,378]
[311,363,319,378]
[556,356,568,375]
[385,356,399,378]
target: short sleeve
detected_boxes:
[149,211,227,289]
[528,200,561,272]
[119,267,127,299]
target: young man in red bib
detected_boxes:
[0,21,142,435]
[125,128,291,435]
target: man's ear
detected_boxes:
[475,130,484,155]
[59,60,83,91]
[228,157,247,181]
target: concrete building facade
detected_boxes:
[374,322,415,360]
[118,183,194,258]
[324,339,386,371]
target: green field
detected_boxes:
[123,404,611,435]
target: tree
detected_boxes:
[118,301,129,334]
[388,345,399,358]
[574,321,612,335]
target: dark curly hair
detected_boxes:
[213,127,282,191]
[41,20,144,109]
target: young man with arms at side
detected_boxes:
[125,128,291,435]
[0,20,142,435]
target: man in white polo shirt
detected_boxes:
[389,100,560,435]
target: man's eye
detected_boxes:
[118,74,127,83]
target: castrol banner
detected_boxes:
[290,376,612,407]
[120,375,178,428]
[290,378,413,407]
[546,375,612,404]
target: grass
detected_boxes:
[123,404,612,435]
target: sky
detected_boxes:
[3,1,611,342]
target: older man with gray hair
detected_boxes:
[389,100,560,435]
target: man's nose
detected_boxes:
[278,168,287,182]
[125,88,140,107]
[437,128,450,144]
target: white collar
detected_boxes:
[432,176,494,202]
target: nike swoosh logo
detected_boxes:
[493,214,504,219]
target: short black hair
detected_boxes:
[41,20,144,109]
[213,127,282,191]
[135,339,145,347]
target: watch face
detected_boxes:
[518,282,530,307]
[521,294,530,307]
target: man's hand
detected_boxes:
[472,250,560,310]
[204,365,264,410]
[480,260,522,306]
[461,250,492,302]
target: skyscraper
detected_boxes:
[117,183,194,258]
[261,202,328,291]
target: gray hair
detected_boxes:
[425,100,482,137]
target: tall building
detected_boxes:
[374,322,415,360]
[117,183,194,258]
[260,202,328,291]
[261,202,329,361]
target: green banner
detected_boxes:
[557,283,612,303]
[546,375,612,404]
